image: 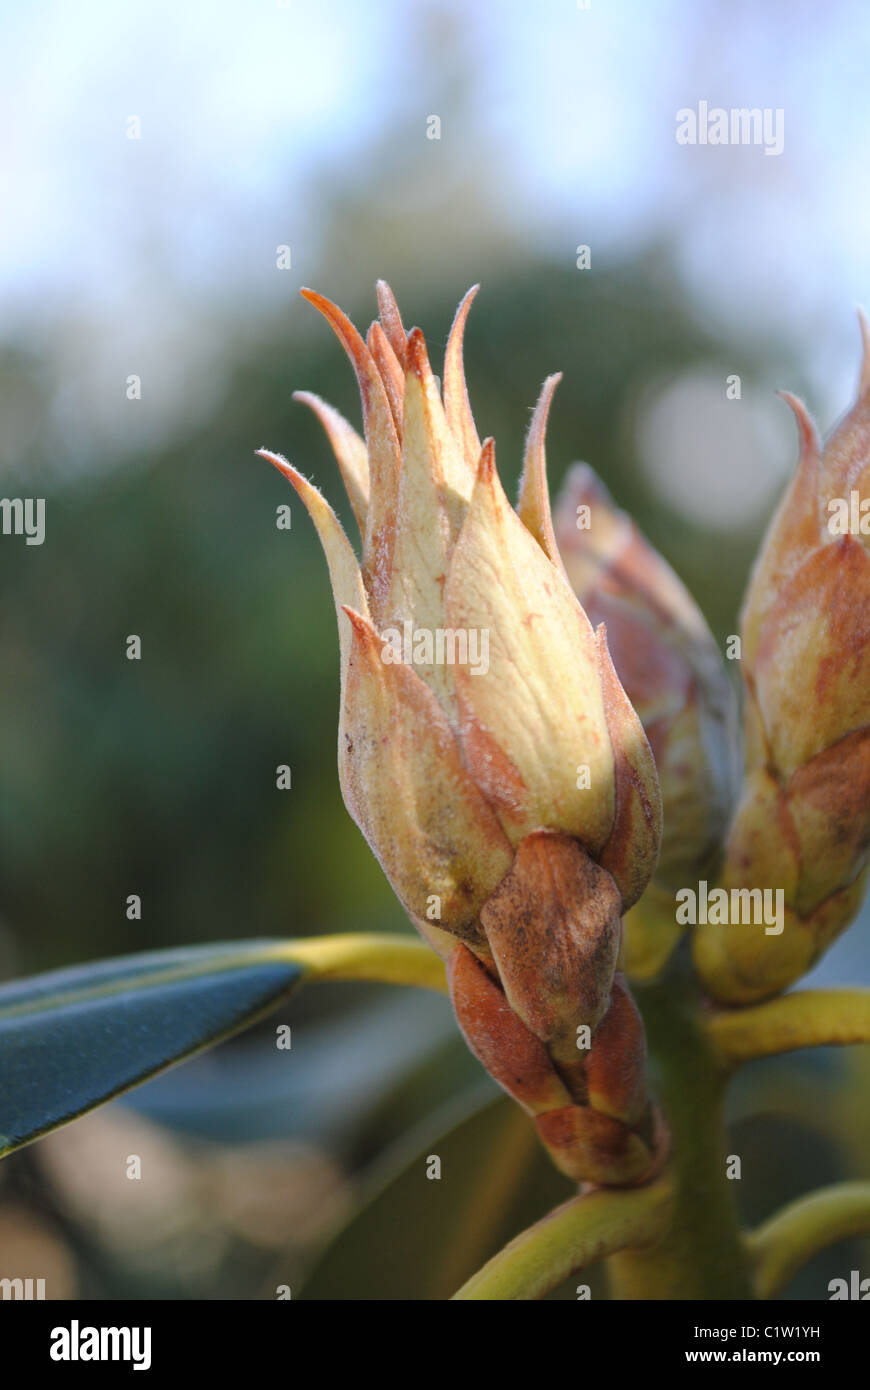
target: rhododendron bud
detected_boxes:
[694,323,870,1003]
[260,284,666,1184]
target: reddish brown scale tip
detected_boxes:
[475,437,497,483]
[366,320,404,427]
[585,974,648,1126]
[256,447,302,487]
[776,391,820,466]
[404,325,431,378]
[375,280,408,368]
[447,943,571,1115]
[340,604,378,648]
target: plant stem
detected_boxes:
[272,932,447,992]
[708,989,870,1067]
[452,1176,673,1300]
[607,953,754,1299]
[747,1182,870,1299]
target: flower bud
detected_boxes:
[553,464,739,889]
[449,944,664,1185]
[261,283,666,1184]
[694,329,870,1003]
[551,463,738,979]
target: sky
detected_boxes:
[3,0,870,473]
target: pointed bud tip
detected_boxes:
[298,288,362,346]
[375,281,408,356]
[405,325,433,378]
[366,319,393,351]
[476,436,497,481]
[776,391,820,457]
[256,446,292,474]
[299,287,354,338]
[444,286,482,370]
[339,604,376,642]
[256,448,314,496]
[593,622,615,668]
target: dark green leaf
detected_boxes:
[0,940,304,1157]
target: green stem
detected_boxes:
[708,989,870,1068]
[270,932,447,992]
[747,1182,870,1299]
[606,956,754,1299]
[452,1177,673,1300]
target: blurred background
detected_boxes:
[1,0,869,1299]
